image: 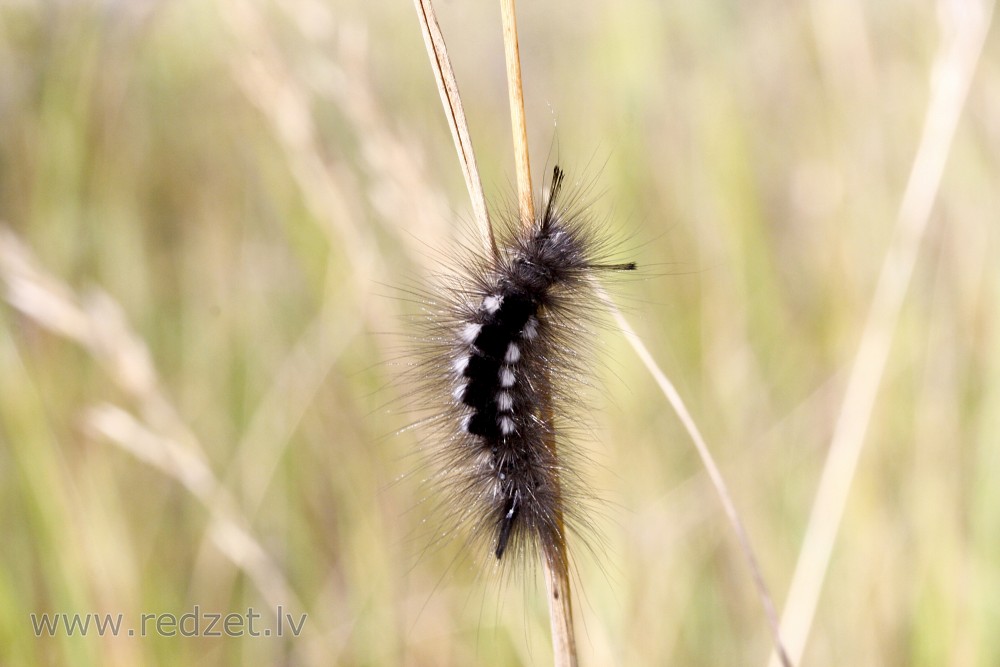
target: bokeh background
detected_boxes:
[1,0,998,665]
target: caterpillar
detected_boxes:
[409,165,635,568]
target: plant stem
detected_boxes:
[500,0,534,226]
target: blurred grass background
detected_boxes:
[1,0,998,665]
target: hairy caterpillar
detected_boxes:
[409,165,635,568]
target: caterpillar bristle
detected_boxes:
[541,165,565,231]
[406,165,635,570]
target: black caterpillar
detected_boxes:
[412,165,635,565]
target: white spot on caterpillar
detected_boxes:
[460,414,471,433]
[505,502,516,519]
[499,416,515,435]
[504,343,520,364]
[496,391,513,411]
[453,355,469,375]
[460,323,481,344]
[522,317,538,341]
[453,383,466,402]
[482,294,502,314]
[499,367,515,387]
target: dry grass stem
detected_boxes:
[413,0,495,256]
[604,295,791,667]
[768,1,994,665]
[542,547,577,667]
[501,0,535,225]
[537,390,577,667]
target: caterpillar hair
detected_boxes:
[407,165,635,571]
